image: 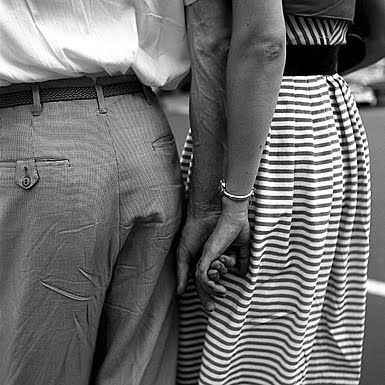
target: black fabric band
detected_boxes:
[284,45,340,76]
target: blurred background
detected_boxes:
[159,59,385,385]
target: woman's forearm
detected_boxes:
[225,0,286,196]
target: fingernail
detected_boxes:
[177,286,181,295]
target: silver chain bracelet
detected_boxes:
[219,179,255,202]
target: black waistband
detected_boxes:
[284,45,340,76]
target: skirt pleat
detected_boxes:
[177,74,371,385]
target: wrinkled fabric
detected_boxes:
[0,89,183,385]
[178,75,371,385]
[0,0,190,88]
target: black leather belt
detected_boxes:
[284,45,340,76]
[0,74,144,109]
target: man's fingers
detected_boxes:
[195,281,216,313]
[177,223,211,295]
[205,279,226,296]
[196,262,227,296]
[177,243,191,295]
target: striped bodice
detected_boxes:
[286,14,349,45]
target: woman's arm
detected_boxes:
[195,0,286,294]
[225,0,286,196]
[343,0,385,74]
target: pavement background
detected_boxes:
[161,93,385,385]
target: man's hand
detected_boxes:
[177,210,220,299]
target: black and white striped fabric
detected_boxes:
[178,15,370,385]
[285,14,349,45]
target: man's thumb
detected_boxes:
[177,244,190,295]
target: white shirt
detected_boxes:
[0,0,191,89]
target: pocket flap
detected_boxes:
[15,159,39,190]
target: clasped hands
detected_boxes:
[177,199,250,312]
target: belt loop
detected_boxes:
[31,85,42,116]
[95,85,108,114]
[142,84,153,105]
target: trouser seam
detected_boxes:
[103,115,121,249]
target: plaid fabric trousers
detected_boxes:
[0,85,183,385]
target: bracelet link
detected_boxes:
[219,179,254,202]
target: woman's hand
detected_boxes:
[195,199,250,304]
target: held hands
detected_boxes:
[177,210,221,311]
[177,199,250,312]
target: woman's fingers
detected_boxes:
[219,253,237,269]
[196,264,227,296]
[208,253,237,280]
[196,220,239,286]
[196,214,251,297]
[210,260,228,275]
[208,269,220,281]
[208,252,236,282]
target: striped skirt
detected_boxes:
[178,74,371,385]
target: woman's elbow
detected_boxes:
[260,37,286,62]
[235,32,286,64]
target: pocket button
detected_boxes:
[15,160,39,190]
[21,175,32,188]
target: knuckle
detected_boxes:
[195,269,203,282]
[197,260,206,273]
